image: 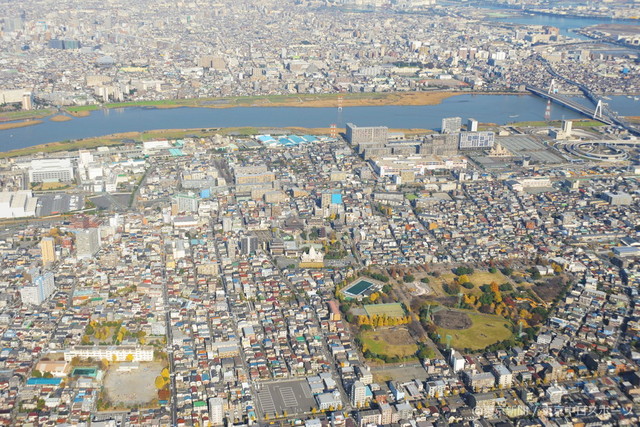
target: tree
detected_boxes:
[43,372,53,379]
[32,370,42,378]
[155,375,167,389]
[161,367,170,378]
[403,274,415,283]
[126,354,134,362]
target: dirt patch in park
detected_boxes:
[433,310,472,330]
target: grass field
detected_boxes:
[361,327,418,358]
[435,311,512,350]
[0,109,54,122]
[364,303,405,318]
[431,270,510,296]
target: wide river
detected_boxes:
[2,94,639,152]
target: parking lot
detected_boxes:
[256,379,316,418]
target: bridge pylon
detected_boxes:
[594,100,603,120]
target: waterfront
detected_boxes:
[486,9,638,39]
[0,94,591,152]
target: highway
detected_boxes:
[530,56,640,136]
[526,86,615,126]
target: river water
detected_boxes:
[1,94,592,151]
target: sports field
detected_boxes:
[361,327,418,359]
[435,311,512,350]
[364,303,405,318]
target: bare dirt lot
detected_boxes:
[433,309,472,330]
[103,361,164,406]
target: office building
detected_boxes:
[75,228,101,259]
[239,235,259,255]
[40,237,56,266]
[345,123,388,145]
[28,159,74,183]
[20,271,55,305]
[208,397,225,425]
[351,380,367,407]
[459,131,495,150]
[468,118,478,132]
[441,117,462,134]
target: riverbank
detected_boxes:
[0,120,43,131]
[0,109,53,122]
[0,125,432,159]
[63,91,474,113]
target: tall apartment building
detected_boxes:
[208,397,225,425]
[234,165,275,186]
[174,193,199,213]
[75,228,101,259]
[40,237,56,266]
[20,271,55,305]
[441,117,462,134]
[345,123,388,146]
[350,380,367,407]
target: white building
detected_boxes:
[208,397,225,425]
[0,191,38,219]
[20,271,56,305]
[450,350,466,372]
[350,380,367,407]
[64,345,154,362]
[492,364,513,388]
[29,159,74,183]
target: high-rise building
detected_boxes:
[22,92,33,110]
[441,117,462,134]
[20,271,55,305]
[345,123,388,145]
[468,118,478,132]
[239,235,259,255]
[75,228,101,259]
[174,193,199,213]
[40,237,56,266]
[350,380,367,407]
[208,397,224,425]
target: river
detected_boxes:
[2,94,638,152]
[483,6,638,39]
[0,94,594,152]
